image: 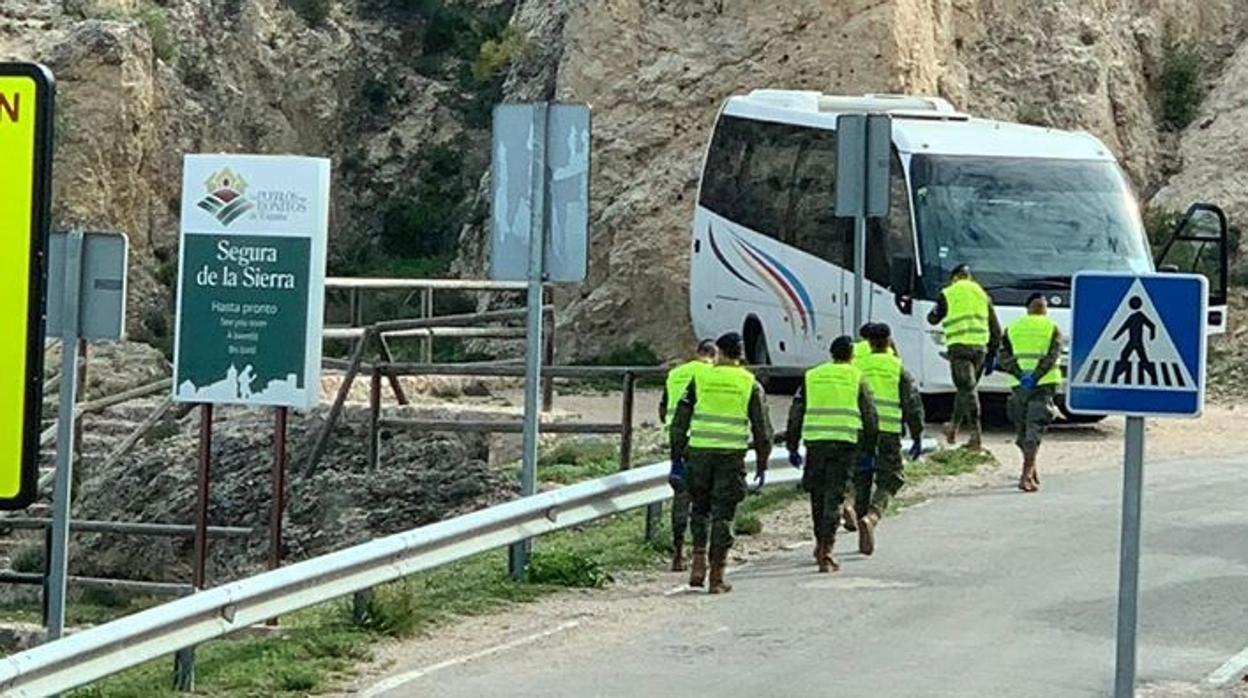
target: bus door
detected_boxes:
[1154,203,1230,334]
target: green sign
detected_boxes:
[173,155,330,409]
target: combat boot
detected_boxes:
[708,552,732,594]
[942,422,958,445]
[670,540,686,572]
[689,548,707,587]
[841,503,858,532]
[964,425,983,451]
[816,540,839,573]
[858,510,879,556]
[1018,454,1037,493]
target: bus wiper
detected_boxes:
[984,275,1071,291]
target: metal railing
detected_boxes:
[324,277,546,365]
[0,453,800,697]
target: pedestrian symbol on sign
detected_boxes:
[1068,272,1206,418]
[1071,279,1196,391]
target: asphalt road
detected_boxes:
[373,455,1248,698]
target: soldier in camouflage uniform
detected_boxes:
[659,339,718,571]
[852,323,924,555]
[999,293,1063,492]
[926,264,1001,450]
[786,336,878,572]
[670,333,771,593]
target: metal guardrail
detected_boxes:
[0,453,799,696]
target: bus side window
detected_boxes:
[736,121,802,240]
[790,128,852,267]
[865,150,916,292]
[698,116,750,221]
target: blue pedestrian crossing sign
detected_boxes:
[1068,272,1207,417]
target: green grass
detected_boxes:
[888,447,999,512]
[733,513,763,536]
[537,438,624,485]
[0,594,163,627]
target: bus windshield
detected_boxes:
[910,155,1152,292]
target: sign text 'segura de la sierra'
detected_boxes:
[173,154,330,409]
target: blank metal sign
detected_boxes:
[489,103,590,283]
[46,231,129,341]
[834,113,891,219]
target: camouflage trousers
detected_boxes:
[801,442,858,544]
[686,449,747,558]
[1008,385,1056,456]
[948,345,987,432]
[853,433,907,518]
[670,477,691,545]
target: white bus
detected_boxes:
[689,91,1228,419]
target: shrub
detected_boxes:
[285,0,331,26]
[525,550,609,588]
[79,585,128,608]
[278,667,318,692]
[733,513,763,536]
[472,27,527,82]
[11,544,44,574]
[136,5,175,62]
[350,585,420,637]
[1159,37,1203,131]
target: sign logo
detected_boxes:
[197,168,254,226]
[1067,272,1207,417]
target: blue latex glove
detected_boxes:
[908,438,923,460]
[1019,372,1037,391]
[668,457,685,486]
[788,450,803,469]
[856,454,875,473]
[982,353,997,376]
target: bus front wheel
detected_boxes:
[1054,394,1107,425]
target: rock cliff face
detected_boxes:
[4,0,1247,360]
[482,0,1248,359]
[1,0,507,342]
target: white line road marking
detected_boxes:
[1205,643,1248,686]
[359,620,582,697]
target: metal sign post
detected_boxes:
[45,231,82,643]
[1067,271,1208,696]
[44,230,128,643]
[511,103,549,578]
[1114,416,1145,698]
[491,102,590,579]
[835,113,891,334]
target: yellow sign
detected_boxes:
[0,64,53,509]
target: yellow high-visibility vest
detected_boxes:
[802,362,862,443]
[942,279,990,348]
[664,360,712,429]
[687,365,755,450]
[857,352,903,434]
[854,340,896,362]
[1006,315,1061,387]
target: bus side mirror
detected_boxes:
[890,257,915,315]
